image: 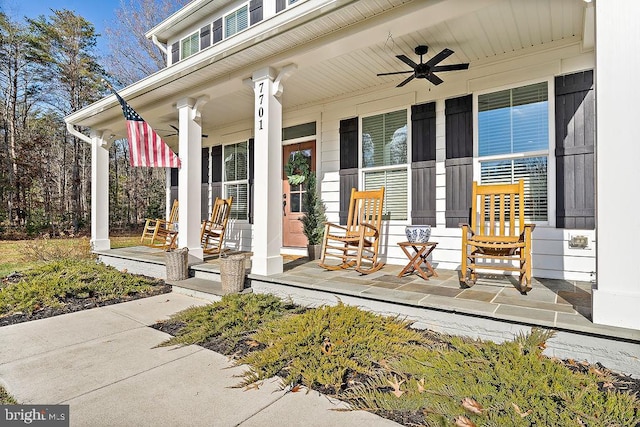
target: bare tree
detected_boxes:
[104,0,190,86]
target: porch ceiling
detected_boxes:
[68,0,589,146]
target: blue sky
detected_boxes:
[1,0,122,53]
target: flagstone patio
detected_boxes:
[95,246,640,376]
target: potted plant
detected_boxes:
[300,172,327,260]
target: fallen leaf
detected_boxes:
[245,340,260,348]
[512,403,532,418]
[244,382,262,391]
[461,397,483,414]
[416,378,425,393]
[589,366,606,377]
[454,415,477,427]
[602,381,615,390]
[321,337,333,354]
[387,376,405,398]
[290,384,302,393]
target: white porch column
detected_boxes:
[592,0,640,329]
[90,130,111,251]
[249,66,295,275]
[176,96,208,260]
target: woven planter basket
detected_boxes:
[220,254,246,292]
[165,247,189,281]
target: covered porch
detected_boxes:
[66,0,640,332]
[94,245,640,377]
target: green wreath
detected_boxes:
[285,151,311,185]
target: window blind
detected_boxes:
[480,157,548,221]
[223,142,249,220]
[225,183,248,220]
[362,111,407,168]
[478,82,548,156]
[225,6,249,38]
[180,32,199,59]
[364,168,408,220]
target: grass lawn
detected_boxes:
[0,235,141,278]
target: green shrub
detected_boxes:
[0,259,160,315]
[237,302,431,393]
[343,329,640,426]
[0,386,17,404]
[158,293,303,354]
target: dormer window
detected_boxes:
[180,31,199,60]
[225,5,249,38]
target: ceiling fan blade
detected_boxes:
[396,54,419,69]
[377,70,414,76]
[168,124,208,138]
[431,63,469,72]
[426,73,444,85]
[396,74,415,87]
[425,48,453,67]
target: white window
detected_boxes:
[361,109,408,221]
[223,141,249,220]
[477,81,549,221]
[225,5,249,38]
[180,32,199,60]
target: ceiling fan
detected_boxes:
[377,45,469,87]
[165,124,209,138]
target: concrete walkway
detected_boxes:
[0,294,400,427]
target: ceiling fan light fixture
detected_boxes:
[376,44,469,87]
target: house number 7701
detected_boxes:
[258,82,264,130]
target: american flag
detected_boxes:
[114,91,180,168]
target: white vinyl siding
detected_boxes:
[225,5,249,38]
[223,142,249,220]
[361,109,408,221]
[180,32,199,60]
[478,82,549,221]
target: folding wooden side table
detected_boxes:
[397,241,438,280]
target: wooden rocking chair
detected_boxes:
[460,180,535,292]
[200,196,233,255]
[140,199,179,249]
[319,187,385,274]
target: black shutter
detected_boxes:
[276,0,286,13]
[212,18,223,44]
[211,145,222,202]
[339,117,358,225]
[445,95,473,228]
[411,102,436,225]
[201,147,210,221]
[248,138,255,224]
[250,0,263,25]
[555,70,595,229]
[171,42,179,65]
[170,168,179,205]
[200,25,211,50]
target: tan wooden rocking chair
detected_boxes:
[319,187,385,274]
[200,196,233,256]
[140,199,179,249]
[460,180,535,293]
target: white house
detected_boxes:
[65,0,640,332]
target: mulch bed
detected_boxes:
[0,283,172,327]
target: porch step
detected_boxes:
[191,263,222,282]
[167,277,252,302]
